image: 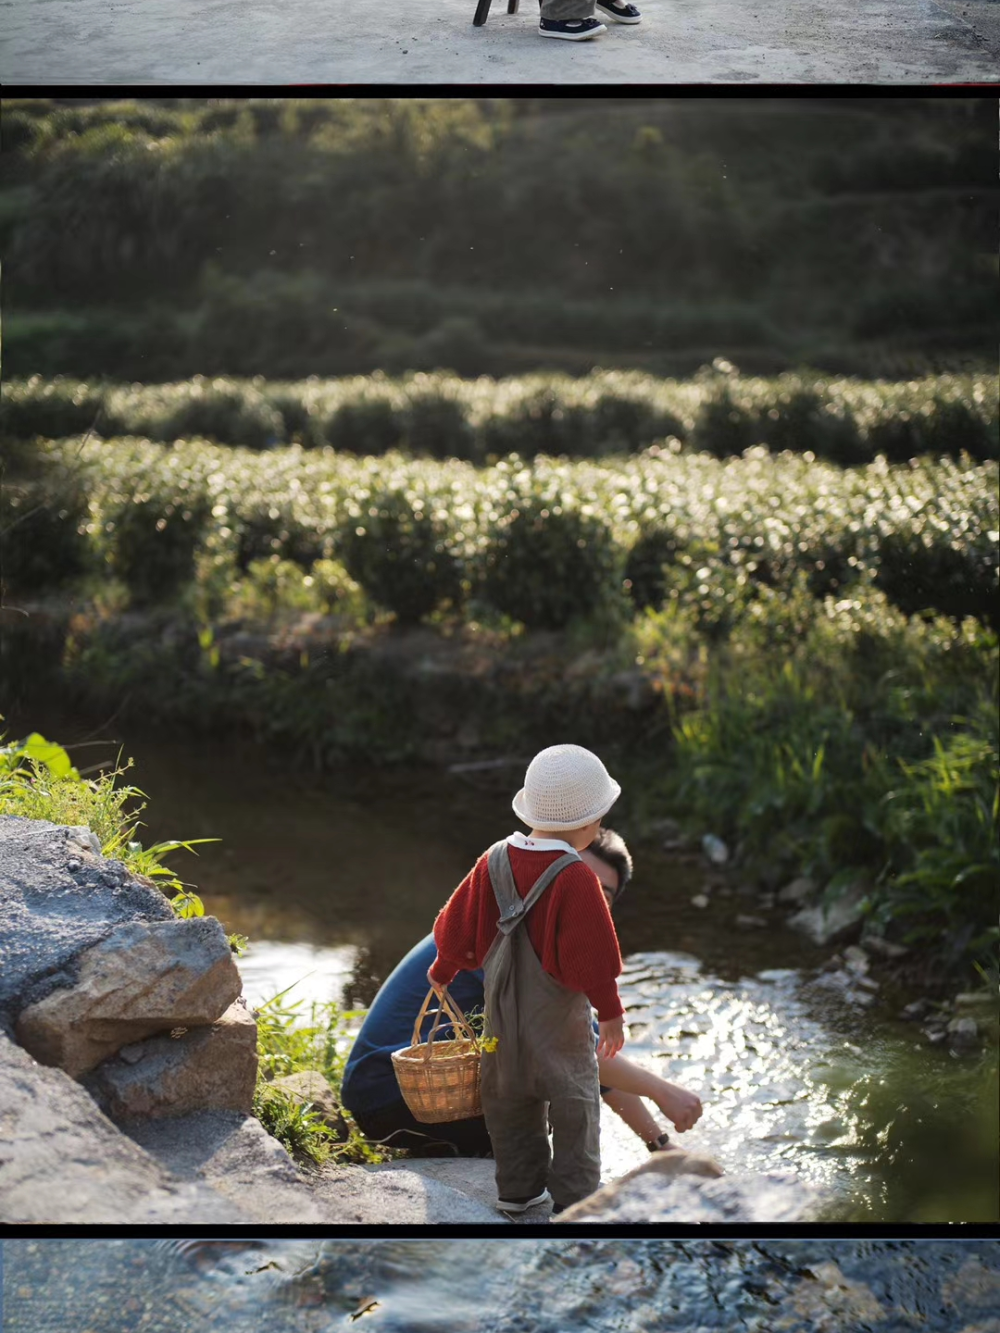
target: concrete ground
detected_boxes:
[2,0,998,84]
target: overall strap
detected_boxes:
[487,841,580,936]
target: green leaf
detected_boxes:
[20,733,80,781]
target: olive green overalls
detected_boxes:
[481,839,602,1209]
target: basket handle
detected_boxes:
[412,987,478,1058]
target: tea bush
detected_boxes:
[755,387,866,464]
[624,527,687,610]
[233,502,328,573]
[322,392,404,455]
[402,386,478,460]
[39,430,1000,641]
[0,465,92,590]
[479,497,621,630]
[4,370,997,468]
[692,385,759,457]
[337,487,462,623]
[876,528,999,629]
[104,379,285,450]
[104,485,212,605]
[0,376,108,441]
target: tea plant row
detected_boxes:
[9,433,998,634]
[3,368,997,464]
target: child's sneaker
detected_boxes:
[538,17,607,37]
[496,1188,552,1212]
[595,0,641,19]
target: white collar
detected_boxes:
[507,831,580,857]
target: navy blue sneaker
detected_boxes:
[538,16,607,37]
[595,0,641,20]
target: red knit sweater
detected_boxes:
[430,842,624,1022]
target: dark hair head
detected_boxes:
[588,825,633,901]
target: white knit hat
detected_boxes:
[512,744,621,832]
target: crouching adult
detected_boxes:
[341,827,702,1158]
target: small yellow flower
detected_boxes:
[481,1036,499,1053]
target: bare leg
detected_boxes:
[597,1052,702,1132]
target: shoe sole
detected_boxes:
[496,1190,552,1212]
[538,23,607,37]
[595,6,641,19]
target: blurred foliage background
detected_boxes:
[1,95,996,381]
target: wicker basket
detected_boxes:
[391,987,482,1123]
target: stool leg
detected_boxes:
[507,0,519,10]
[473,0,492,22]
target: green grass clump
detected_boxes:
[253,991,389,1166]
[0,729,217,924]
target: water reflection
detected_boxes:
[5,1240,1000,1333]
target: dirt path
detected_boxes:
[3,0,998,83]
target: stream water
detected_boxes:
[8,711,999,1222]
[5,1239,1000,1333]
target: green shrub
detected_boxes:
[233,503,327,572]
[0,466,92,590]
[624,527,686,610]
[0,108,43,156]
[337,488,461,623]
[104,486,211,605]
[402,387,477,461]
[796,531,863,600]
[106,379,285,450]
[756,388,865,464]
[0,377,108,440]
[478,385,581,459]
[866,411,932,462]
[876,528,999,629]
[591,393,686,454]
[480,499,620,630]
[323,395,403,455]
[664,548,758,642]
[265,387,324,448]
[921,396,998,463]
[692,386,757,457]
[875,702,999,963]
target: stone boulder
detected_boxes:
[778,875,817,905]
[15,917,243,1077]
[0,1030,245,1223]
[557,1150,819,1223]
[85,998,258,1119]
[269,1070,349,1139]
[787,877,870,947]
[0,815,175,1029]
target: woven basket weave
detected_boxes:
[391,988,482,1123]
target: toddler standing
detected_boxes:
[429,744,625,1213]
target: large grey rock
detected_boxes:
[0,1030,245,1223]
[15,916,243,1076]
[778,874,817,904]
[128,1114,507,1224]
[788,878,870,947]
[0,815,175,1029]
[85,998,258,1118]
[124,1109,332,1223]
[557,1151,818,1223]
